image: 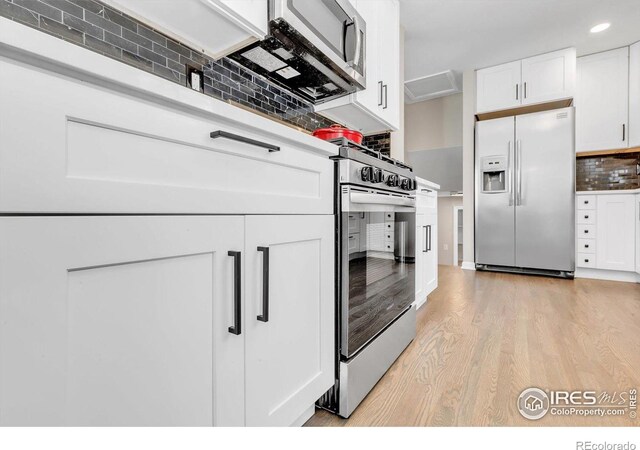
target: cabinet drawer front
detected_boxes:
[384,222,395,231]
[384,231,395,242]
[576,196,597,210]
[577,224,596,238]
[577,238,596,254]
[348,233,361,253]
[576,211,596,224]
[0,60,332,214]
[384,242,394,252]
[576,253,597,268]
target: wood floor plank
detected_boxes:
[306,266,640,427]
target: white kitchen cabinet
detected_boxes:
[596,194,636,271]
[102,0,267,59]
[0,216,245,426]
[476,61,523,113]
[315,0,400,133]
[414,181,439,308]
[476,48,575,114]
[244,215,334,426]
[521,48,576,106]
[0,57,333,215]
[629,41,640,147]
[576,47,629,152]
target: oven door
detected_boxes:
[271,0,366,87]
[340,186,416,359]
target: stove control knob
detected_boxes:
[372,168,383,183]
[360,166,373,182]
[386,174,398,187]
[400,178,410,190]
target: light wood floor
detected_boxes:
[306,266,640,426]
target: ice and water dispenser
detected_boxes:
[480,156,507,193]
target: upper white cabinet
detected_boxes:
[315,0,400,133]
[476,61,522,113]
[596,194,636,272]
[521,48,576,106]
[102,0,267,59]
[476,48,576,114]
[629,41,640,147]
[576,47,629,152]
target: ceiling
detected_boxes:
[400,0,640,98]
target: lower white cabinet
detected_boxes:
[414,185,439,307]
[596,195,636,271]
[0,215,334,426]
[244,215,334,426]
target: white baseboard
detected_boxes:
[461,261,476,270]
[290,405,315,427]
[575,268,640,283]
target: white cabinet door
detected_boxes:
[521,48,576,106]
[244,215,334,426]
[596,195,636,271]
[0,216,245,426]
[376,0,400,129]
[353,0,381,119]
[423,213,438,297]
[102,0,267,59]
[630,42,640,147]
[576,48,629,152]
[476,61,522,113]
[414,212,426,306]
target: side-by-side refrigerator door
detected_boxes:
[514,107,575,272]
[476,117,516,267]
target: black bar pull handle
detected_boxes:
[427,225,432,252]
[383,84,388,109]
[228,251,242,335]
[423,226,428,252]
[210,130,280,152]
[378,81,383,106]
[257,247,270,323]
[516,84,519,100]
[623,124,626,142]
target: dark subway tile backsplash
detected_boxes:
[0,0,335,132]
[362,132,391,155]
[576,152,640,191]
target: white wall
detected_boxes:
[461,70,476,268]
[405,93,462,153]
[438,196,463,266]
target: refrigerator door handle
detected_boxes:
[508,140,514,206]
[516,140,522,206]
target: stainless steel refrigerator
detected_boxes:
[475,107,575,278]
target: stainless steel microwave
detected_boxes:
[229,0,366,104]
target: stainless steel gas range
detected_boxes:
[318,138,417,418]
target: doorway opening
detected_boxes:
[453,206,463,266]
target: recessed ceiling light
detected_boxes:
[590,23,610,33]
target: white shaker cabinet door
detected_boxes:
[576,48,629,152]
[244,215,334,426]
[596,195,636,271]
[476,60,522,113]
[0,216,245,426]
[423,213,438,298]
[630,41,640,147]
[521,48,576,106]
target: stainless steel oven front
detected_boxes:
[339,184,416,358]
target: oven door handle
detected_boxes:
[350,192,415,207]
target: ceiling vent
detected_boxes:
[404,70,460,103]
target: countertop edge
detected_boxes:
[576,189,640,195]
[0,17,338,158]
